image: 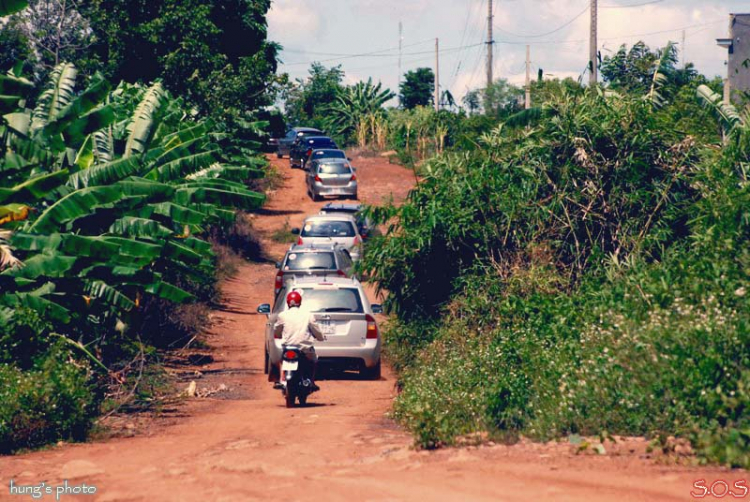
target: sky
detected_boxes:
[268,0,749,106]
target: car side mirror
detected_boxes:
[291,228,300,235]
[371,304,383,314]
[257,304,271,314]
[347,157,352,161]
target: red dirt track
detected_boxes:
[0,153,744,502]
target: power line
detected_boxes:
[600,0,664,8]
[283,42,484,66]
[494,4,589,39]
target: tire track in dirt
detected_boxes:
[0,153,743,501]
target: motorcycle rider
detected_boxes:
[273,290,325,390]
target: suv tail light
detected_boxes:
[275,270,284,292]
[314,175,322,182]
[365,314,378,339]
[353,236,360,245]
[306,148,312,156]
[297,237,303,245]
[336,269,346,277]
[350,173,357,181]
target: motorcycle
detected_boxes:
[279,345,317,407]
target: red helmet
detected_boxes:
[286,291,302,308]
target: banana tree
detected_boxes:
[0,62,267,354]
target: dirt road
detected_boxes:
[1,153,744,501]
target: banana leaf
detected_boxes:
[67,157,142,189]
[6,292,71,323]
[164,240,203,265]
[84,280,135,311]
[31,63,77,133]
[0,73,33,97]
[174,187,265,211]
[5,253,76,279]
[124,83,164,157]
[74,134,95,170]
[0,0,28,16]
[141,202,211,226]
[144,280,193,303]
[109,216,173,239]
[144,150,218,182]
[101,236,163,261]
[0,169,69,204]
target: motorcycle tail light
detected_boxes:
[365,314,378,339]
[284,350,298,359]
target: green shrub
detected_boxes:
[0,342,98,453]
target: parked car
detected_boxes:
[269,127,322,158]
[274,243,355,295]
[306,148,348,168]
[290,136,338,169]
[292,214,362,260]
[319,202,373,240]
[306,159,357,201]
[258,276,383,379]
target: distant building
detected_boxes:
[716,14,750,105]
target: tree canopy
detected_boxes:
[400,67,434,109]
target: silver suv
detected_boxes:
[258,276,383,379]
[292,214,363,261]
[274,243,355,295]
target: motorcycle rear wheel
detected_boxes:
[298,394,307,406]
[285,391,295,408]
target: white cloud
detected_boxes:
[268,1,322,47]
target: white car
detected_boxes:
[292,214,363,261]
[258,276,383,379]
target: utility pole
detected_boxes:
[681,29,686,68]
[525,45,531,109]
[589,0,597,85]
[435,38,440,112]
[398,21,403,105]
[487,0,494,89]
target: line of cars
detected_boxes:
[269,126,358,201]
[258,131,381,382]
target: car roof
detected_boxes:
[311,149,345,155]
[305,136,335,142]
[287,276,361,287]
[293,127,322,133]
[288,243,338,252]
[321,203,362,212]
[303,214,358,224]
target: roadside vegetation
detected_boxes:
[0,0,276,453]
[356,44,750,467]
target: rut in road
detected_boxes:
[1,153,740,502]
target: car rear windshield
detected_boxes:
[297,288,364,313]
[283,252,335,271]
[318,162,351,174]
[310,140,336,147]
[301,220,356,238]
[313,150,345,159]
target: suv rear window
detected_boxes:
[297,288,363,313]
[283,252,335,271]
[301,220,356,238]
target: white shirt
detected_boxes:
[274,306,324,350]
